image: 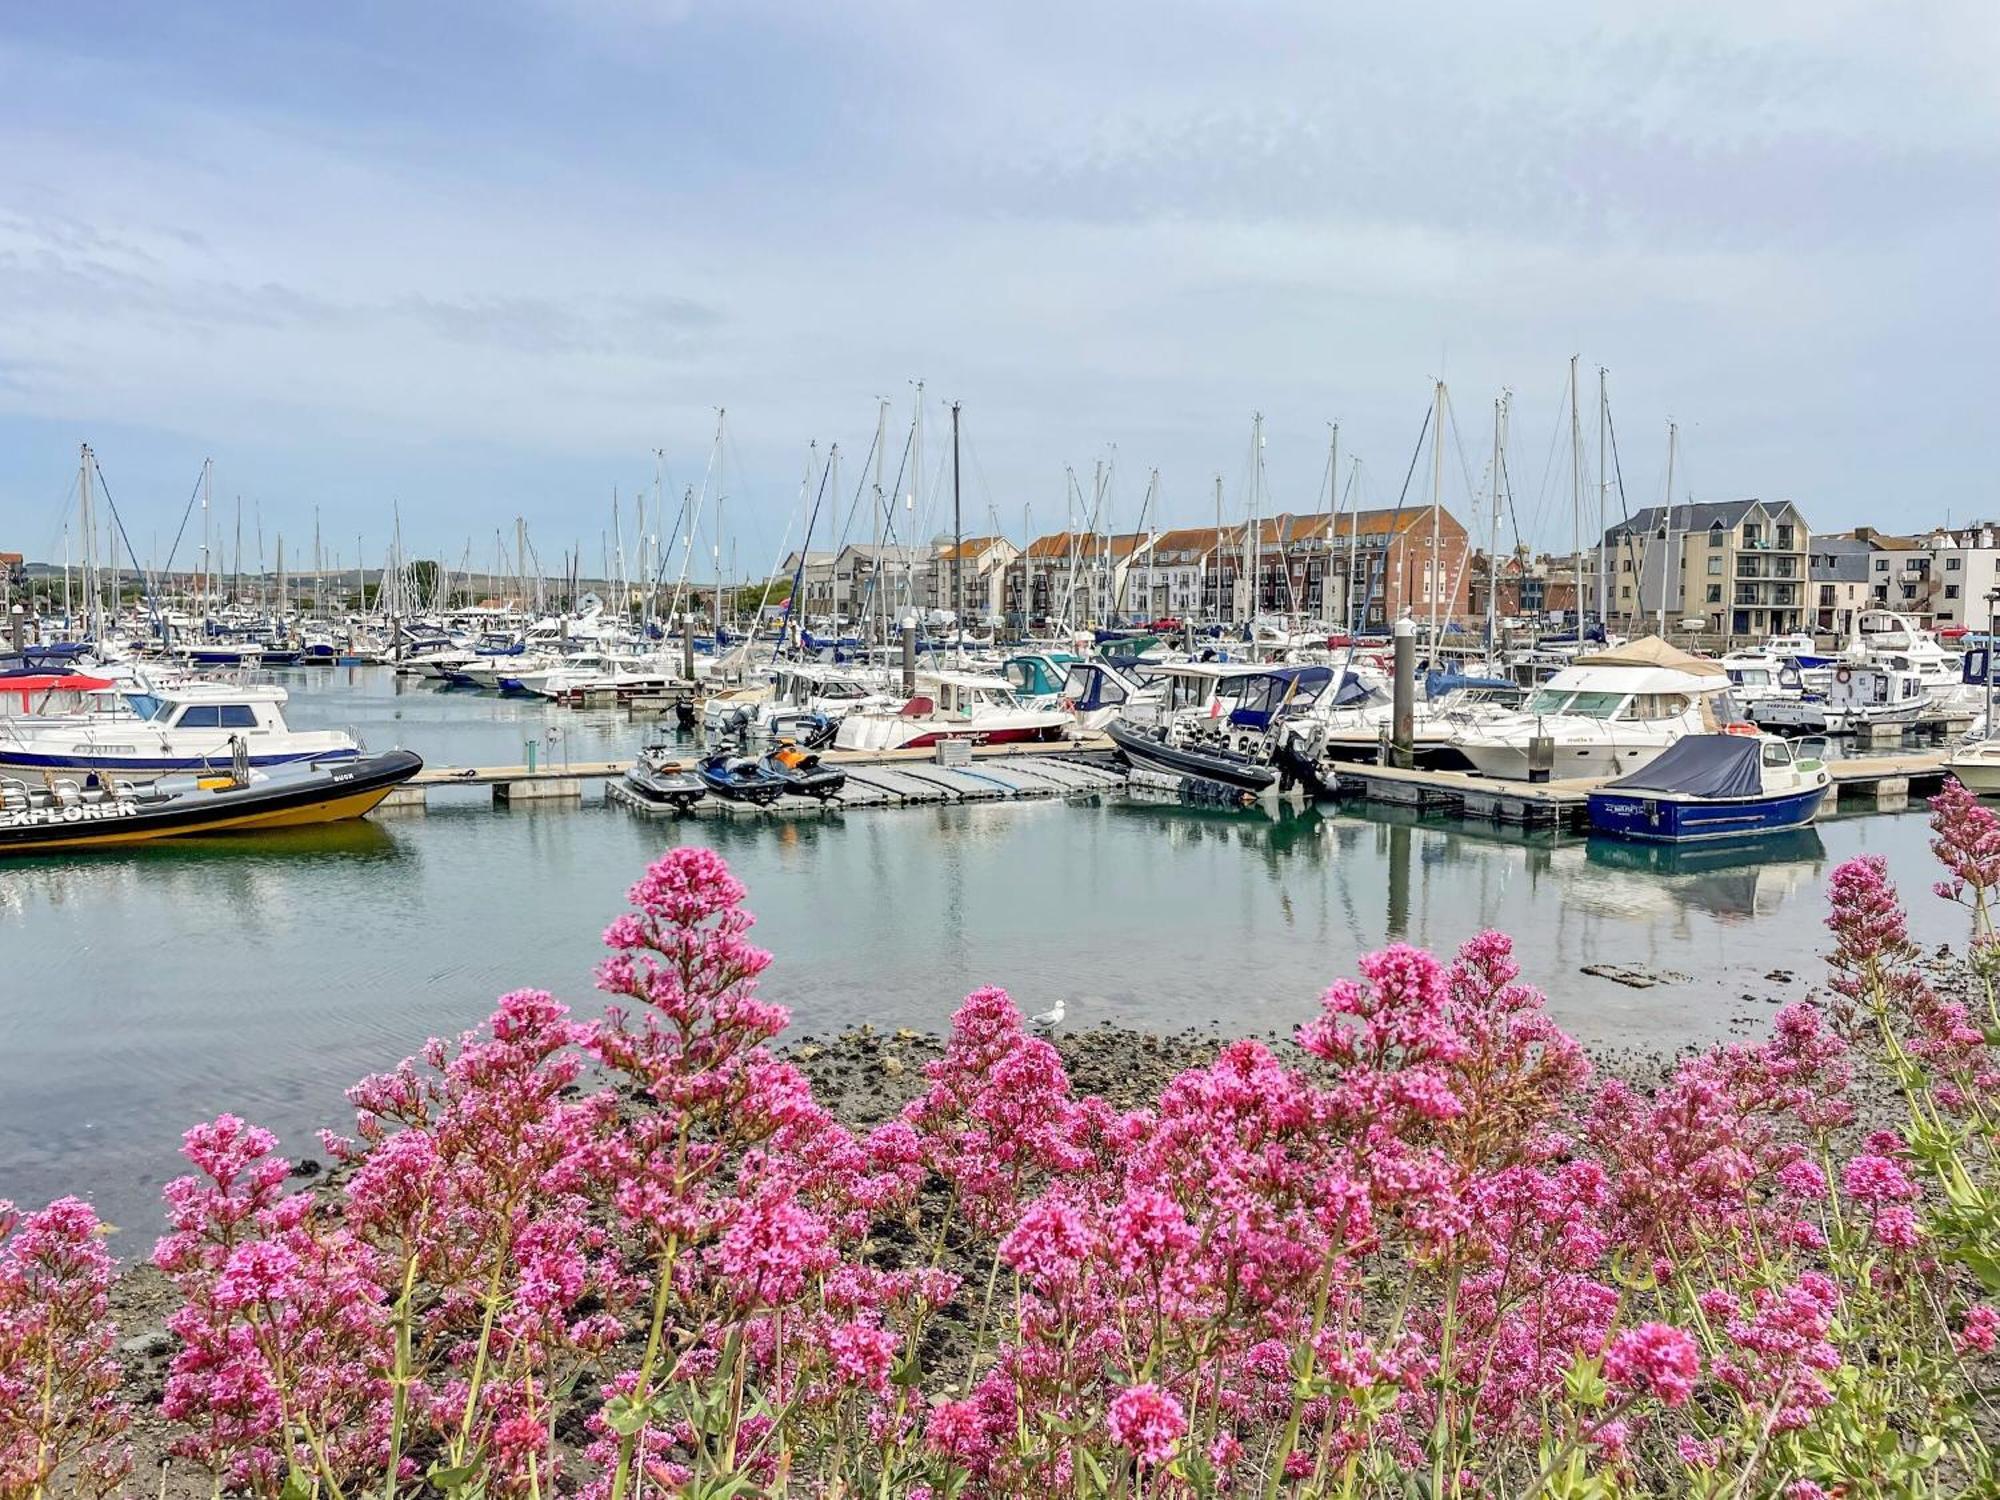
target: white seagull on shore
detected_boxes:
[1029,998,1066,1036]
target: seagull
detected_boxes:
[1028,998,1066,1036]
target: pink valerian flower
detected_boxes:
[901,987,1089,1231]
[1871,1205,1923,1251]
[1604,1323,1700,1408]
[1106,1382,1187,1466]
[0,1198,132,1499]
[1711,1276,1845,1433]
[1840,1154,1920,1206]
[1930,778,2000,916]
[1000,1198,1098,1292]
[716,1186,836,1308]
[1957,1304,2000,1355]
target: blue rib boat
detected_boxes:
[1586,733,1830,843]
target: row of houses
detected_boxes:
[779,502,2000,642]
[779,506,1474,631]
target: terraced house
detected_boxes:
[1601,499,1811,639]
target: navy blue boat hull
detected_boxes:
[1586,785,1828,843]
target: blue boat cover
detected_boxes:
[1603,735,1762,798]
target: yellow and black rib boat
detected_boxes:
[0,749,423,854]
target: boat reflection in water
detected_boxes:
[1583,827,1826,919]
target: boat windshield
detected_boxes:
[123,693,170,722]
[1563,692,1626,719]
[1524,688,1572,715]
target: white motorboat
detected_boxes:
[0,680,361,778]
[1947,739,2000,794]
[832,671,1069,751]
[1750,662,1927,734]
[1447,638,1741,781]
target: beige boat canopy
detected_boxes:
[1574,637,1728,679]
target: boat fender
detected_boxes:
[1722,722,1760,737]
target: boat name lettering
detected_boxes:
[1,802,143,829]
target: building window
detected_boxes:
[1874,558,1889,572]
[1948,557,1962,571]
[1777,525,1795,549]
[1946,585,1961,600]
[1706,584,1721,603]
[1708,528,1724,548]
[1707,557,1722,575]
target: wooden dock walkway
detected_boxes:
[386,737,1121,810]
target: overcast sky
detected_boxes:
[1,1,1994,576]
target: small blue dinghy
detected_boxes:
[1586,732,1830,843]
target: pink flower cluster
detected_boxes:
[7,816,2000,1496]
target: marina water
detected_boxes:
[0,667,1956,1235]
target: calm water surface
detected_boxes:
[0,668,1958,1234]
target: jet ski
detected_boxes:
[696,750,788,806]
[622,746,708,812]
[761,739,846,802]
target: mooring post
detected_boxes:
[1392,615,1416,769]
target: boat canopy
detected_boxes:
[1574,637,1727,678]
[1602,734,1763,798]
[1227,666,1337,729]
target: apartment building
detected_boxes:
[923,537,1018,622]
[1601,499,1810,638]
[1808,535,1873,638]
[1919,522,2000,629]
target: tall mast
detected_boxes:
[1568,354,1583,639]
[909,381,923,627]
[1212,473,1223,623]
[1322,422,1338,623]
[951,399,964,645]
[199,458,211,617]
[1596,366,1609,630]
[1429,380,1444,648]
[1246,413,1263,625]
[1488,394,1503,658]
[1659,421,1677,637]
[312,508,322,620]
[871,397,887,644]
[1347,459,1361,636]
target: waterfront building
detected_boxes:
[1917,522,2000,630]
[1808,534,1875,638]
[1601,500,1811,640]
[923,537,1017,623]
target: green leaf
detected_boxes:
[601,1392,648,1437]
[278,1469,315,1500]
[427,1459,481,1489]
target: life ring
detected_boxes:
[1835,665,1853,685]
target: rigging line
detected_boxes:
[1523,368,1574,552]
[154,465,208,583]
[1334,397,1434,685]
[776,445,835,651]
[85,453,166,633]
[852,419,917,625]
[826,420,884,558]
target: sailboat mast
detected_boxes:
[1428,381,1444,648]
[1597,367,1609,629]
[1323,422,1338,624]
[872,397,887,644]
[1212,474,1223,624]
[1659,421,1677,637]
[951,400,964,643]
[1247,413,1263,626]
[1568,354,1582,639]
[1488,395,1503,658]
